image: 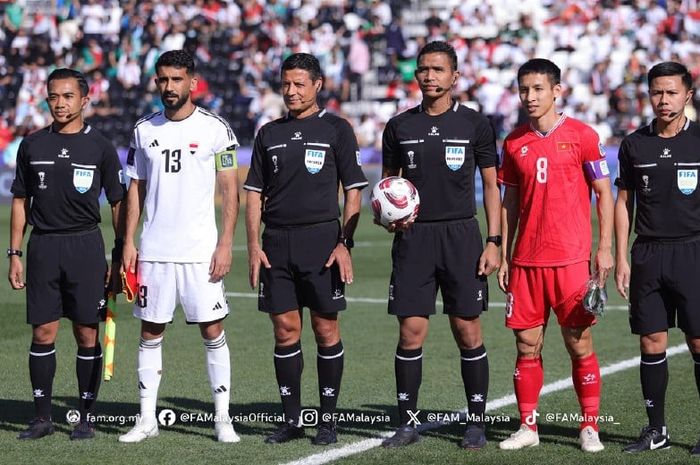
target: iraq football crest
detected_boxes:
[445,146,465,171]
[304,149,325,174]
[73,168,94,193]
[677,169,698,195]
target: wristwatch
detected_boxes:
[338,236,354,249]
[485,235,502,247]
[7,248,23,258]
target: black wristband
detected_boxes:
[486,235,502,247]
[7,248,22,258]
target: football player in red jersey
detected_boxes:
[497,58,614,452]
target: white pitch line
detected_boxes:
[225,292,630,311]
[280,343,688,465]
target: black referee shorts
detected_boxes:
[26,228,107,325]
[629,235,700,337]
[388,217,487,317]
[259,221,345,314]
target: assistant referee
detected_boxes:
[615,61,700,455]
[8,68,125,440]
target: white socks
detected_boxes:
[138,336,163,419]
[204,331,231,418]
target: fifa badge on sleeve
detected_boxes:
[583,273,608,317]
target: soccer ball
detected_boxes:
[370,176,420,228]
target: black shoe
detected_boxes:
[312,422,337,445]
[265,423,305,444]
[17,417,54,440]
[691,436,700,456]
[623,425,670,453]
[382,425,420,448]
[70,421,96,440]
[460,424,487,449]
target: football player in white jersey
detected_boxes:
[118,50,240,443]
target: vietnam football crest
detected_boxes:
[305,149,325,174]
[73,168,94,193]
[445,146,465,171]
[677,169,697,195]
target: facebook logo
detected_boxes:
[158,409,177,426]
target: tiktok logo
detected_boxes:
[525,409,540,426]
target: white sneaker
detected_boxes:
[579,425,604,452]
[499,424,540,450]
[119,417,159,443]
[215,418,241,443]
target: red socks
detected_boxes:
[514,353,601,432]
[572,352,601,431]
[514,356,544,431]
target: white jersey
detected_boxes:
[126,107,238,262]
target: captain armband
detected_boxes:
[215,145,238,171]
[583,159,610,182]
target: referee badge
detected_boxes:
[677,169,697,195]
[73,168,94,194]
[304,149,325,174]
[445,146,465,171]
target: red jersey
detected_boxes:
[498,115,606,267]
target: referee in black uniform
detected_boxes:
[244,53,368,445]
[615,61,700,455]
[8,68,125,440]
[380,41,501,449]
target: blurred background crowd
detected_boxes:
[1,0,700,170]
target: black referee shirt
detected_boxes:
[616,119,700,238]
[383,101,497,222]
[244,109,368,227]
[11,124,125,233]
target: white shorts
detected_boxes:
[133,262,229,324]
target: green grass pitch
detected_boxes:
[0,202,697,465]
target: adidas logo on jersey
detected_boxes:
[148,139,160,148]
[212,301,224,311]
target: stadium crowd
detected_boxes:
[1,0,700,166]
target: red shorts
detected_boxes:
[505,261,595,329]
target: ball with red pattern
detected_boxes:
[370,176,420,228]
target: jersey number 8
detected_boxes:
[536,157,547,184]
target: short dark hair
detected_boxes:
[517,58,561,86]
[647,61,693,90]
[417,41,458,72]
[281,53,322,82]
[47,68,88,97]
[156,50,196,75]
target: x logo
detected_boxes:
[407,409,421,427]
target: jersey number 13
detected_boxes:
[163,149,181,173]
